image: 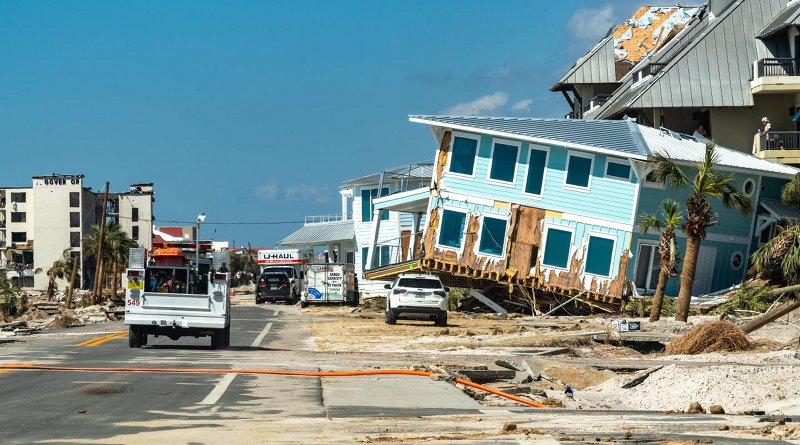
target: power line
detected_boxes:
[110,214,304,225]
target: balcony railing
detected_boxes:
[585,94,612,111]
[304,214,351,225]
[755,58,798,78]
[756,131,800,150]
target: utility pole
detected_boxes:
[92,182,110,304]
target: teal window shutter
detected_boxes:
[543,228,572,269]
[478,216,507,256]
[380,245,391,266]
[585,236,615,276]
[361,247,369,271]
[525,148,547,195]
[438,210,467,248]
[489,143,518,182]
[379,188,389,220]
[606,161,631,180]
[566,155,592,188]
[450,136,478,175]
[361,189,372,222]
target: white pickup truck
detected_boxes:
[124,247,231,349]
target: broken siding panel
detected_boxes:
[439,132,638,225]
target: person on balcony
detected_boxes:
[761,117,773,149]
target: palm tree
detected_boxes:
[638,199,682,322]
[649,142,753,322]
[44,249,76,302]
[83,222,136,300]
[752,173,800,285]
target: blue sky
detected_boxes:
[0,0,648,246]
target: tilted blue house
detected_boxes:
[364,116,798,312]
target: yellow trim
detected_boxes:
[75,331,127,347]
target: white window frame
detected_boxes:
[604,158,633,182]
[742,178,756,197]
[485,138,521,187]
[540,224,575,271]
[642,166,666,189]
[521,144,550,199]
[634,240,659,292]
[582,231,618,279]
[563,151,594,192]
[730,251,744,271]
[435,206,470,254]
[445,132,480,180]
[475,213,511,258]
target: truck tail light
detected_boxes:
[127,270,140,277]
[280,281,289,287]
[258,280,267,288]
[392,288,407,295]
[434,290,447,297]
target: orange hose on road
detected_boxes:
[0,364,548,408]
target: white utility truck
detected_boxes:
[299,263,359,308]
[257,249,309,301]
[124,247,231,349]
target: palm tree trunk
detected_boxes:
[66,260,78,310]
[675,234,701,322]
[46,278,55,302]
[95,256,104,303]
[111,261,118,298]
[649,267,670,322]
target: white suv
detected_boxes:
[384,274,449,326]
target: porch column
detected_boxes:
[410,212,422,260]
[339,189,352,221]
[365,209,384,270]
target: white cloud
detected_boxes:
[283,184,331,204]
[254,180,279,200]
[566,5,615,42]
[442,92,509,116]
[511,98,533,112]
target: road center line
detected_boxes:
[198,373,236,405]
[251,322,273,347]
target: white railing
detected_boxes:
[304,214,352,225]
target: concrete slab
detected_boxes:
[322,374,483,417]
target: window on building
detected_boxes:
[69,192,80,208]
[488,142,518,183]
[11,212,26,223]
[132,225,139,240]
[132,207,139,222]
[449,136,478,176]
[437,209,467,249]
[346,251,354,265]
[11,232,27,243]
[565,154,593,189]
[380,245,391,266]
[524,147,548,196]
[361,188,389,222]
[70,212,80,228]
[70,232,81,248]
[542,228,572,269]
[478,216,507,256]
[10,192,26,203]
[361,247,369,272]
[585,235,615,277]
[644,171,665,188]
[605,160,631,180]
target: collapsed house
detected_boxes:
[364,116,798,314]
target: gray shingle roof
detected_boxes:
[759,2,800,38]
[277,221,354,246]
[409,115,650,158]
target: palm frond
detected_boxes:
[782,173,800,208]
[649,153,689,189]
[638,213,662,234]
[722,190,754,216]
[659,199,682,229]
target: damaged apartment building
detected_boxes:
[552,0,800,166]
[364,116,798,313]
[0,174,154,290]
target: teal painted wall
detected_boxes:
[441,132,639,225]
[542,216,632,280]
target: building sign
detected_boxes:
[40,177,80,186]
[257,249,304,264]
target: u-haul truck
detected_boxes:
[257,249,310,301]
[300,263,359,308]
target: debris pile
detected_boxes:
[665,320,751,355]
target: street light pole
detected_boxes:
[196,213,206,274]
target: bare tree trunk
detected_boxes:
[66,260,78,310]
[92,182,110,304]
[111,261,118,299]
[96,256,105,303]
[649,267,670,322]
[740,300,800,334]
[675,234,701,322]
[46,277,55,302]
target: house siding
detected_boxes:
[440,132,638,225]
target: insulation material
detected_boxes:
[612,6,696,64]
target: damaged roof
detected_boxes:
[613,6,698,65]
[409,115,650,159]
[340,161,433,189]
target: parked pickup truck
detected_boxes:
[124,247,231,349]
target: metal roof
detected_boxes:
[761,198,800,221]
[639,126,800,178]
[598,0,785,114]
[277,221,354,246]
[409,115,650,158]
[340,161,433,188]
[551,36,617,90]
[759,2,800,38]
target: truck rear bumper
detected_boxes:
[124,313,227,330]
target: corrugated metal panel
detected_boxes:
[638,126,799,177]
[759,1,800,37]
[553,36,617,88]
[761,198,800,220]
[277,221,355,246]
[409,115,650,157]
[340,161,433,188]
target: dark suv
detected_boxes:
[256,271,293,304]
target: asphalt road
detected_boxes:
[0,301,794,444]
